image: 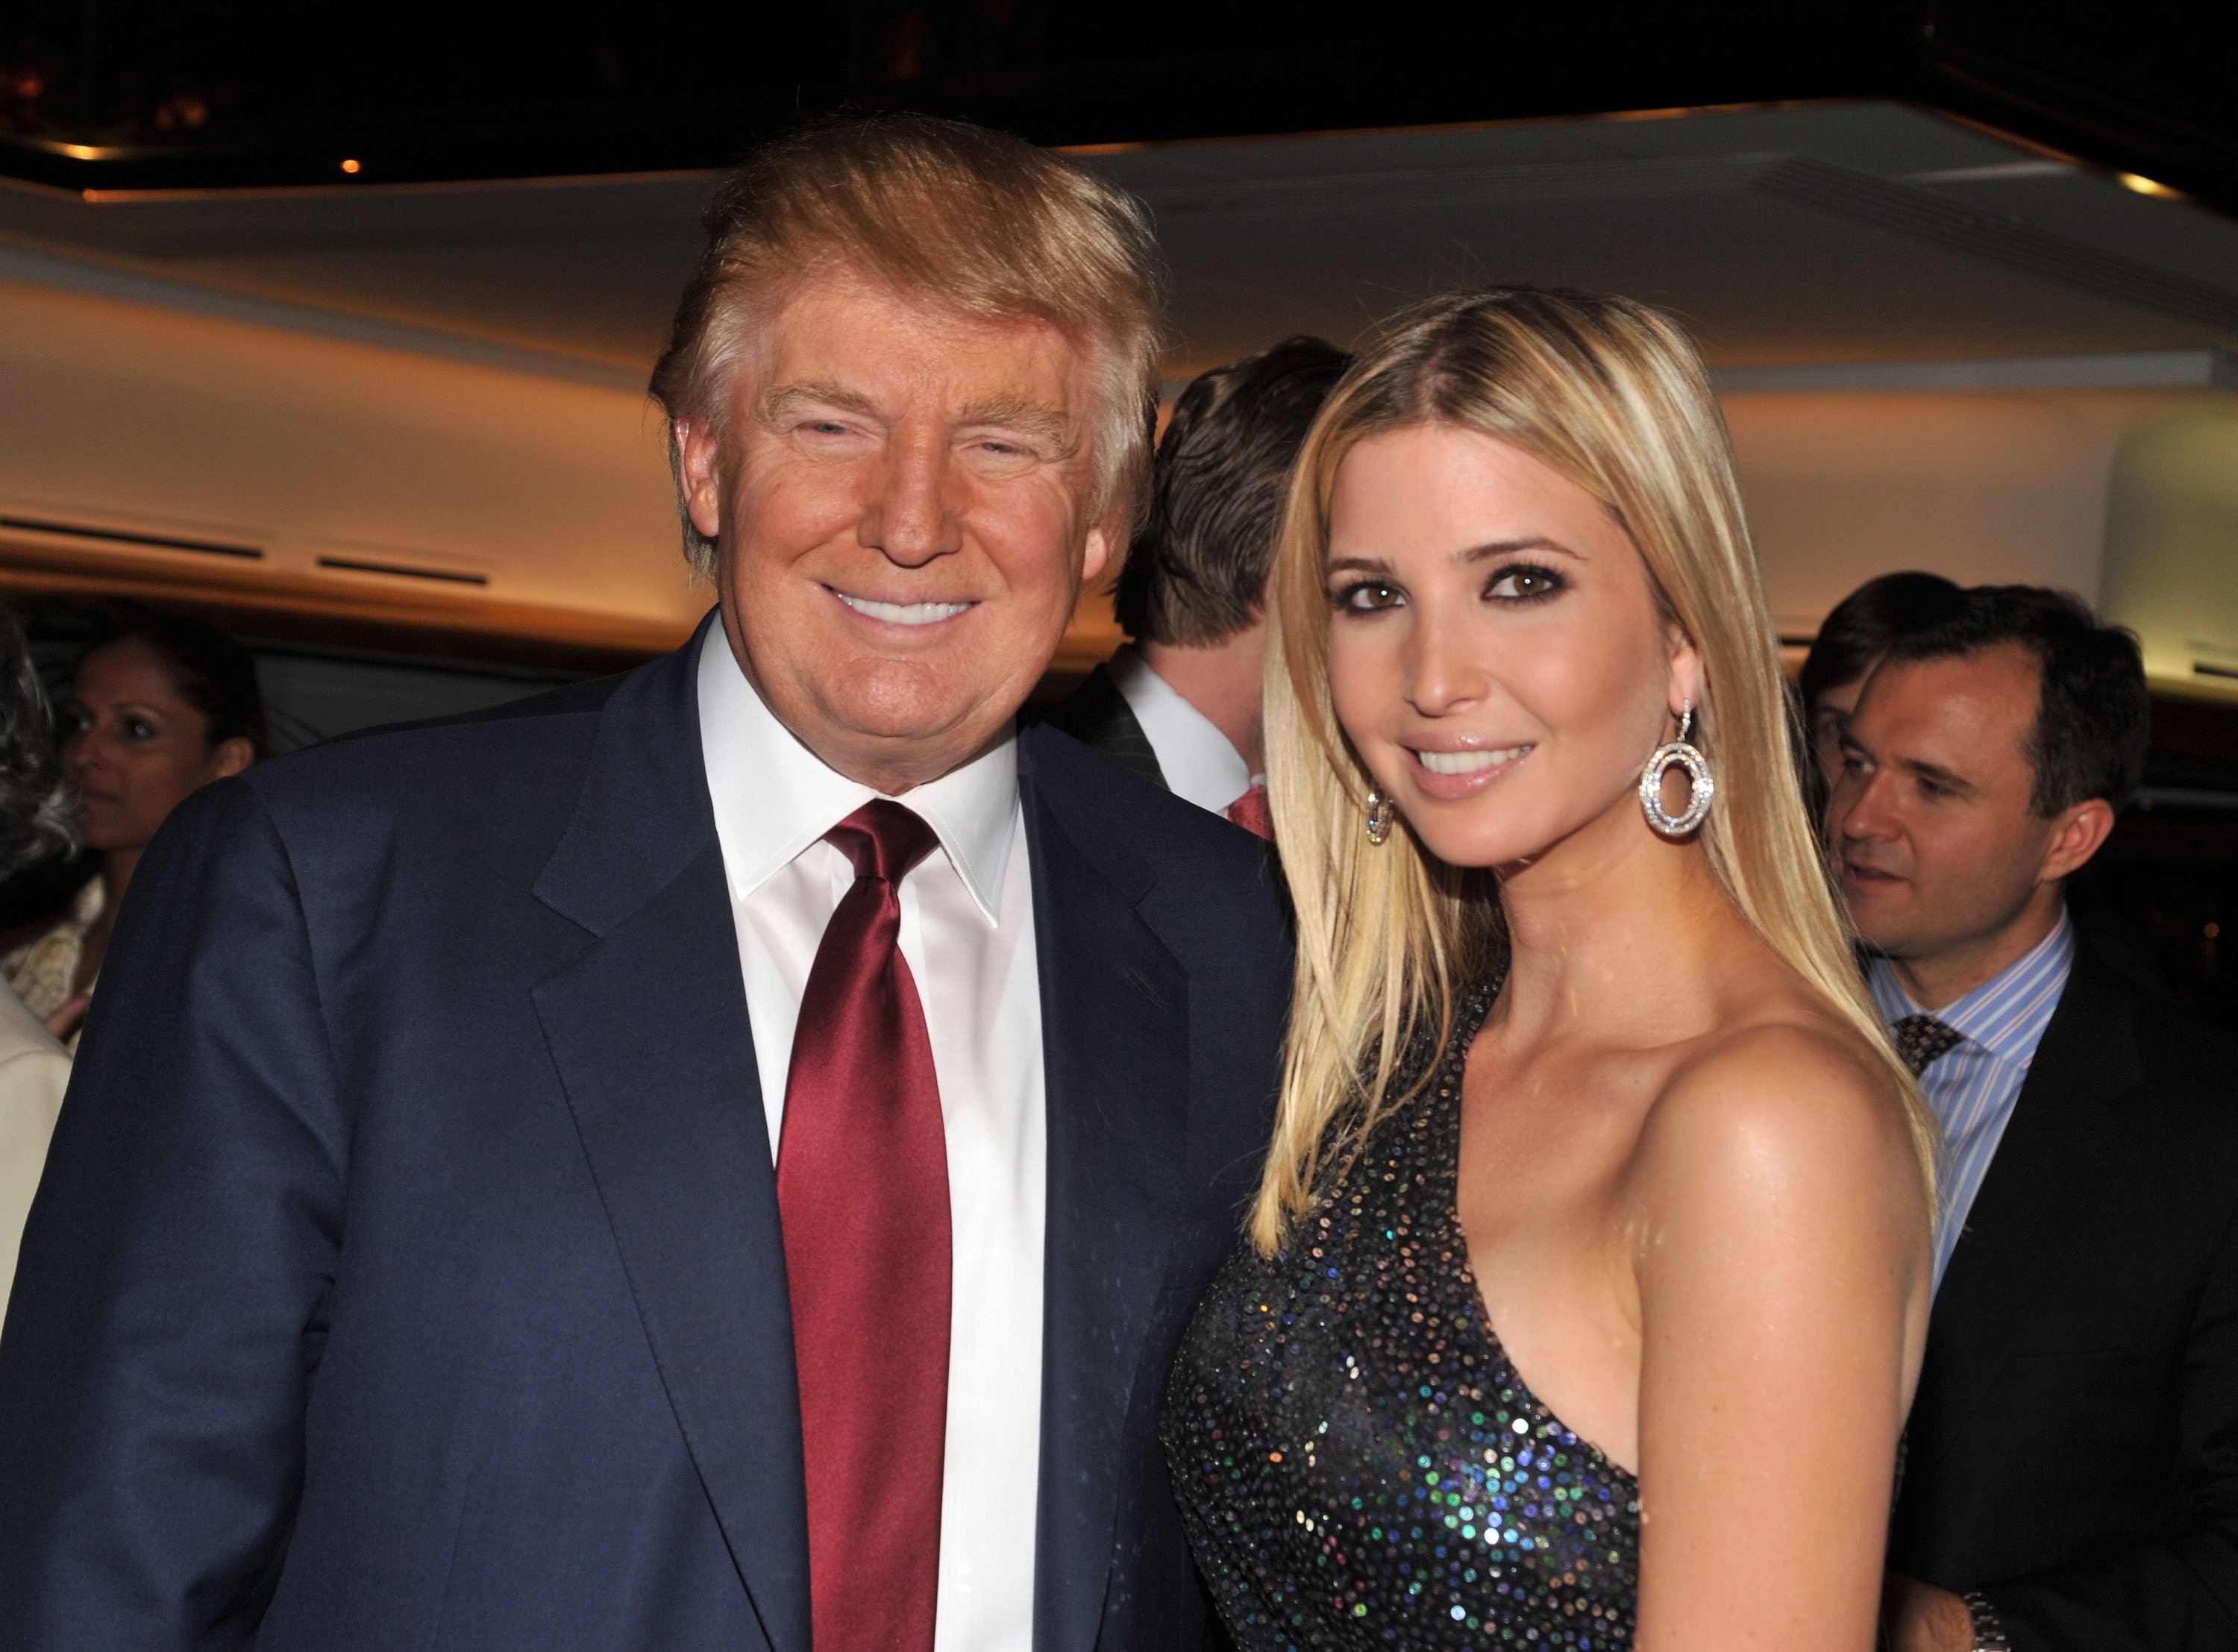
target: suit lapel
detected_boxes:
[1905,949,2140,1481]
[1044,664,1169,792]
[530,621,810,1652]
[1022,731,1193,1652]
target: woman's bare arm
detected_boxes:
[1629,1023,1932,1651]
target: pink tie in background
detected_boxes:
[777,800,949,1652]
[1225,782,1274,840]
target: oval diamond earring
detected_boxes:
[1364,789,1396,847]
[1639,703,1714,837]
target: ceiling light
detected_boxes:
[2117,172,2181,199]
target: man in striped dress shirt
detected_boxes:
[1832,584,2238,1652]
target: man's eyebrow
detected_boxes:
[956,395,1075,447]
[757,381,880,423]
[1899,756,1976,794]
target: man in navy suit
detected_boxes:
[0,114,1291,1652]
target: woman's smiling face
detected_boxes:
[1323,422,1694,872]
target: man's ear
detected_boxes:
[2039,797,2116,884]
[210,736,255,781]
[675,417,724,545]
[1079,522,1115,587]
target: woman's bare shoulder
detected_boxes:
[1631,1003,1927,1243]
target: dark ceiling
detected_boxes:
[1,2,2235,211]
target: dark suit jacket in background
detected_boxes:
[0,620,1292,1652]
[1890,940,2238,1651]
[1040,661,1166,791]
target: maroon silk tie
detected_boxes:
[777,800,950,1652]
[1225,781,1274,841]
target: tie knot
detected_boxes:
[1225,782,1274,841]
[827,800,939,885]
[1892,1013,1964,1076]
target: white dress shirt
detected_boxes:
[698,629,1045,1652]
[1106,644,1256,814]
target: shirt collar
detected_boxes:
[1868,908,2077,1063]
[1105,644,1255,813]
[696,622,1019,925]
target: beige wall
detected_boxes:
[2103,409,2238,700]
[0,266,701,653]
[7,258,2237,690]
[1724,390,2135,637]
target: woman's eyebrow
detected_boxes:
[1326,555,1396,577]
[1459,536,1585,564]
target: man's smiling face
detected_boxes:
[681,268,1113,793]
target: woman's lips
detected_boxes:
[1404,743,1532,800]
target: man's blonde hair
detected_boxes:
[648,113,1168,575]
[1253,286,1938,1253]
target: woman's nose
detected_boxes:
[1404,607,1488,717]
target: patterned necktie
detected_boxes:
[778,800,949,1652]
[1892,1013,1964,1076]
[1225,782,1274,841]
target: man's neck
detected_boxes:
[1137,626,1268,774]
[1890,888,2068,1011]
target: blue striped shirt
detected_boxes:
[1869,911,2076,1292]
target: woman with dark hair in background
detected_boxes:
[4,609,266,1046]
[0,603,79,1328]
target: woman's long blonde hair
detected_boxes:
[1252,287,1936,1253]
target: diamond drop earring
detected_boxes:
[1364,788,1396,846]
[1639,702,1714,837]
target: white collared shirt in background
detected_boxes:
[698,627,1044,1652]
[1106,644,1256,814]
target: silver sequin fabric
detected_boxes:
[1162,978,1640,1649]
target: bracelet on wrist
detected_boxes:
[1960,1590,2011,1652]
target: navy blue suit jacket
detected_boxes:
[0,624,1292,1651]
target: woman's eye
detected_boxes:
[124,717,155,740]
[1488,565,1564,602]
[1333,580,1404,612]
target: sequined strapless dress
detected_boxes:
[1162,979,1640,1650]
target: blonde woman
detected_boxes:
[1162,289,1937,1650]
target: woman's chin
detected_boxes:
[1405,808,1543,872]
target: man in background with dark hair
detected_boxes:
[1797,570,1963,791]
[1047,336,1349,836]
[1830,585,2238,1652]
